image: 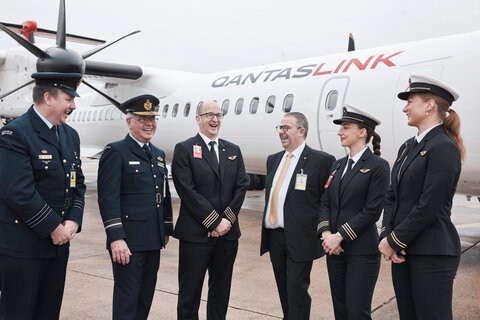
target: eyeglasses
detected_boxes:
[275,125,301,132]
[199,112,224,119]
[130,116,158,124]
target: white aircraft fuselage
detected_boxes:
[1,31,479,197]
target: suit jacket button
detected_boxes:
[14,219,19,224]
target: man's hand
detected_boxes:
[63,220,79,240]
[110,239,132,265]
[50,224,71,245]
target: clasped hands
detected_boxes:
[208,218,232,237]
[378,237,406,263]
[50,220,79,246]
[321,231,344,256]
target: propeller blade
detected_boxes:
[82,30,141,59]
[348,33,355,52]
[0,22,106,46]
[85,61,142,79]
[0,79,35,100]
[81,79,122,111]
[0,22,48,58]
[56,0,66,48]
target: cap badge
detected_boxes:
[144,99,153,111]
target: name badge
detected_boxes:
[70,169,76,188]
[295,172,307,191]
[129,161,140,165]
[193,145,202,158]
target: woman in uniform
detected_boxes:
[318,104,390,319]
[378,75,465,320]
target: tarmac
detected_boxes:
[59,158,480,319]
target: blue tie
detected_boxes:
[142,144,152,159]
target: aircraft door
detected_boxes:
[316,76,349,157]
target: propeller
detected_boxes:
[348,33,355,52]
[0,0,142,102]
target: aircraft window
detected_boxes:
[250,97,259,114]
[113,109,122,120]
[283,94,294,112]
[266,95,276,113]
[325,90,339,111]
[99,110,105,121]
[120,112,125,120]
[70,112,76,122]
[87,111,92,121]
[221,99,230,115]
[82,111,86,122]
[106,109,112,120]
[184,103,191,117]
[162,104,169,118]
[235,98,244,115]
[93,110,98,121]
[172,103,179,118]
[196,101,204,115]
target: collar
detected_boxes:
[286,142,306,159]
[33,105,54,129]
[129,133,150,148]
[199,132,218,146]
[349,146,368,164]
[416,123,442,143]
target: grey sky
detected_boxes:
[1,0,480,73]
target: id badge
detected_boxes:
[295,173,307,190]
[193,145,202,158]
[70,169,76,188]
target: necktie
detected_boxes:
[342,158,354,178]
[142,144,152,159]
[268,153,293,225]
[209,141,219,167]
[409,139,418,156]
[398,138,417,179]
[51,126,59,140]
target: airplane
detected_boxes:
[1,0,479,200]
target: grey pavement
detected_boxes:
[59,158,480,319]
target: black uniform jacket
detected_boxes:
[317,148,390,255]
[0,106,85,258]
[171,134,248,243]
[97,134,173,251]
[380,125,461,256]
[260,145,335,262]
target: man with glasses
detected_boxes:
[260,112,335,320]
[172,100,248,320]
[97,94,173,320]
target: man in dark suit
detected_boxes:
[0,72,85,319]
[260,112,335,320]
[172,100,248,320]
[97,94,173,320]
